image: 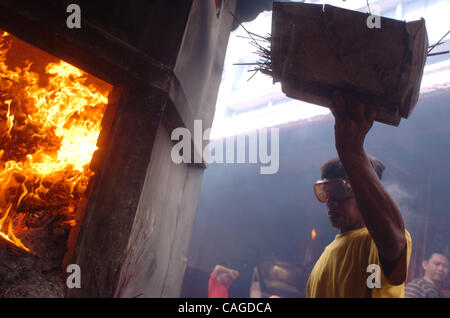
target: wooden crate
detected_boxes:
[271,2,428,126]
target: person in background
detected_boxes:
[208,263,281,298]
[405,251,449,298]
[208,265,239,298]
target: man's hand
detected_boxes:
[212,265,239,286]
[330,90,377,157]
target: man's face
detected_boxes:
[326,196,364,233]
[423,253,449,285]
[314,178,364,233]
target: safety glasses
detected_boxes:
[313,178,353,203]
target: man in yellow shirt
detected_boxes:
[306,91,412,298]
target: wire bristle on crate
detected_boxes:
[427,29,450,57]
[229,10,273,81]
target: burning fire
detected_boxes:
[0,30,109,252]
[311,228,317,240]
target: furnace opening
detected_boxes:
[0,27,112,296]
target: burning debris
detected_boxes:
[0,29,109,254]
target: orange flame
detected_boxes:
[311,228,317,240]
[0,30,109,252]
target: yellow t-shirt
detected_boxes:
[306,228,412,298]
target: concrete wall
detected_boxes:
[116,0,237,297]
[117,125,204,297]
